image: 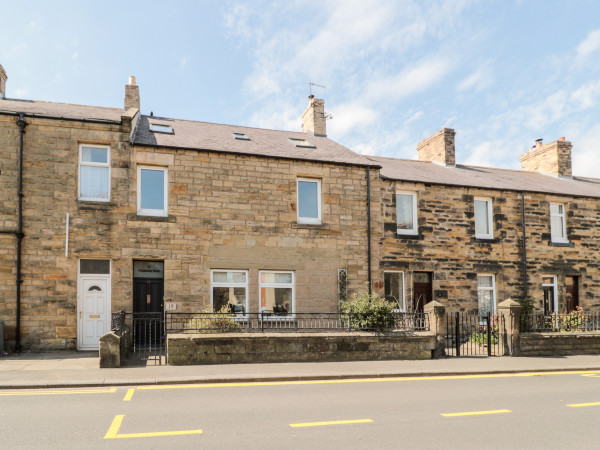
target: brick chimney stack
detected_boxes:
[0,63,7,99]
[124,75,140,110]
[302,95,327,137]
[417,128,456,166]
[520,138,572,178]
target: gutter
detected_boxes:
[15,114,26,352]
[521,191,528,299]
[131,143,381,170]
[0,110,121,125]
[366,167,373,295]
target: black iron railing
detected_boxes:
[165,311,429,333]
[521,312,600,332]
[445,311,504,357]
[111,311,164,365]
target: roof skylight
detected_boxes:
[233,132,250,140]
[289,138,316,148]
[149,123,174,134]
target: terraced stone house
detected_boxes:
[2,60,600,353]
[0,64,378,351]
[371,129,600,318]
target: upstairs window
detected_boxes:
[137,166,168,217]
[149,123,174,134]
[79,145,110,201]
[474,197,493,239]
[297,178,321,224]
[289,138,316,148]
[550,203,567,243]
[396,191,418,235]
[233,132,250,140]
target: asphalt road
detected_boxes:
[2,370,600,449]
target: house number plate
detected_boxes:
[165,302,177,311]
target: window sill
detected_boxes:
[293,222,328,230]
[395,233,423,240]
[475,238,500,244]
[127,214,176,223]
[77,201,115,211]
[548,241,574,247]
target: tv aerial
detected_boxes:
[308,82,333,120]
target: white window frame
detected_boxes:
[477,273,496,321]
[210,269,249,316]
[384,271,406,312]
[78,144,110,202]
[542,275,558,314]
[474,197,494,239]
[149,123,174,134]
[297,178,322,225]
[259,270,295,318]
[550,203,568,243]
[137,165,168,217]
[396,191,418,235]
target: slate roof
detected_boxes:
[132,115,378,167]
[0,97,126,122]
[369,156,600,198]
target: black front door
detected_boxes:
[133,278,164,346]
[133,279,164,314]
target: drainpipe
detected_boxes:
[521,191,528,299]
[15,113,26,352]
[366,166,372,295]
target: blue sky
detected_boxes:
[2,1,600,175]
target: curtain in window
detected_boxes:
[396,194,413,230]
[80,166,109,199]
[477,275,494,319]
[474,200,489,235]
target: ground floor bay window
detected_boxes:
[260,271,294,315]
[210,270,248,314]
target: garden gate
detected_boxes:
[445,311,504,356]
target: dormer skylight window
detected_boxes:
[149,123,174,134]
[233,132,250,140]
[289,138,316,148]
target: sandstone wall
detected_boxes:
[167,332,435,365]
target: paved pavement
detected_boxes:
[2,351,600,389]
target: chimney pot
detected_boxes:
[417,128,456,166]
[520,138,572,178]
[124,75,140,110]
[302,96,327,137]
[559,136,565,142]
[0,63,7,99]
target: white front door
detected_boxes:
[78,276,110,350]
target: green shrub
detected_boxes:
[186,305,242,333]
[340,285,396,331]
[469,332,498,345]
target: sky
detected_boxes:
[2,0,600,176]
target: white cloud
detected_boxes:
[14,88,29,98]
[457,65,492,92]
[71,52,78,60]
[365,58,453,102]
[572,123,600,177]
[571,79,600,109]
[180,57,189,68]
[327,102,379,137]
[576,29,600,60]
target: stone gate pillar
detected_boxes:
[424,301,446,358]
[498,299,522,356]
